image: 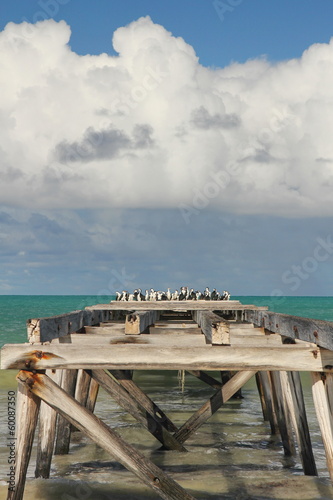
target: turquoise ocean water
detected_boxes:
[1,295,333,499]
[1,294,333,348]
[0,295,114,348]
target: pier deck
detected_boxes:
[1,300,333,499]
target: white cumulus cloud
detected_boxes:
[1,16,333,216]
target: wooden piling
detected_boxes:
[7,378,40,500]
[85,376,99,413]
[270,371,296,456]
[311,372,333,481]
[16,370,196,500]
[255,371,278,434]
[54,369,77,454]
[281,371,317,475]
[35,370,60,479]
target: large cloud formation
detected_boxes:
[1,16,333,216]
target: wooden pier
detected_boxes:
[1,299,333,499]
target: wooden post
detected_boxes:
[270,371,296,456]
[280,371,317,476]
[311,372,333,481]
[90,369,186,451]
[16,370,196,500]
[54,369,77,454]
[35,370,61,478]
[256,371,278,434]
[86,377,99,413]
[191,310,230,344]
[174,371,256,444]
[7,377,40,500]
[109,370,178,432]
[125,310,159,334]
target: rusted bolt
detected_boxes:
[313,331,319,339]
[153,477,160,484]
[35,350,43,359]
[312,350,318,359]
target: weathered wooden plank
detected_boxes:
[149,327,202,335]
[125,310,159,335]
[311,372,333,481]
[244,309,333,350]
[54,333,206,347]
[7,379,40,500]
[109,370,178,433]
[16,370,196,500]
[2,344,332,371]
[27,309,114,343]
[35,369,61,479]
[281,371,317,476]
[230,335,283,346]
[191,310,230,344]
[174,371,256,444]
[82,325,202,335]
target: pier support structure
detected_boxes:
[1,300,333,499]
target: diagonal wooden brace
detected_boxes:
[109,369,178,432]
[16,370,195,500]
[174,371,256,444]
[89,369,186,451]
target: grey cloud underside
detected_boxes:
[0,165,24,181]
[2,206,333,296]
[54,124,155,164]
[190,106,241,130]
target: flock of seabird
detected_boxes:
[115,287,231,302]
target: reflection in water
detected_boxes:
[1,370,333,500]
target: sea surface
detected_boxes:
[1,295,333,499]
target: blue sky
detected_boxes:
[2,0,333,66]
[1,0,333,296]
